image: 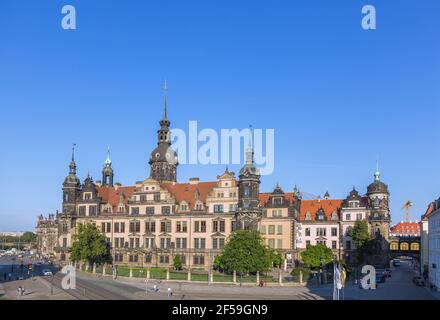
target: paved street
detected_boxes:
[1,255,438,300]
[333,260,436,300]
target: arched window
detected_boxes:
[390,242,399,251]
[410,242,420,251]
[400,242,409,251]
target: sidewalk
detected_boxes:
[0,276,73,300]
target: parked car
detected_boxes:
[42,269,53,276]
[413,277,425,286]
[393,260,401,267]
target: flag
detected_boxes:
[335,263,343,290]
[341,267,347,288]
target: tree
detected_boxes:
[347,220,372,248]
[300,244,333,270]
[173,255,183,271]
[216,230,273,276]
[70,223,108,266]
[272,250,284,269]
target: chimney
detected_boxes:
[189,177,200,185]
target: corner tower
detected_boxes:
[149,81,178,182]
[62,144,81,215]
[366,161,391,242]
[236,126,262,230]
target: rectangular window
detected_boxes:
[277,239,283,249]
[176,238,187,249]
[346,214,351,221]
[154,193,161,202]
[268,225,275,235]
[160,221,172,233]
[331,228,338,237]
[120,222,125,233]
[332,241,337,249]
[306,240,311,247]
[160,238,171,249]
[159,256,170,264]
[145,238,154,249]
[106,223,111,233]
[146,207,155,215]
[131,207,139,215]
[212,238,218,250]
[140,195,147,202]
[316,228,327,236]
[195,221,207,233]
[268,239,275,249]
[305,228,311,237]
[62,238,67,248]
[220,220,225,232]
[162,206,171,215]
[78,206,86,217]
[176,221,188,233]
[145,254,152,263]
[277,225,283,235]
[213,221,218,232]
[357,213,363,221]
[129,221,140,233]
[145,221,156,233]
[89,206,97,216]
[214,205,224,213]
[260,225,266,234]
[193,256,205,265]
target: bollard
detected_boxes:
[103,266,106,276]
[166,269,170,281]
[147,269,151,280]
[129,268,133,278]
[278,271,282,285]
[300,270,303,285]
[256,271,260,285]
[187,269,191,282]
[93,264,96,274]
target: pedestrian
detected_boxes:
[17,286,22,297]
[8,273,11,281]
[167,287,173,298]
[153,284,158,292]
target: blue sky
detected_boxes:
[0,0,439,231]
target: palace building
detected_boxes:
[36,88,398,270]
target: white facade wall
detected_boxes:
[428,207,440,290]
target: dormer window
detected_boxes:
[180,202,189,212]
[316,209,326,221]
[305,212,311,221]
[273,197,282,205]
[331,211,338,221]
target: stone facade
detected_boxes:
[36,90,399,270]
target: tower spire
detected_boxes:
[105,146,112,166]
[163,80,167,119]
[71,143,76,162]
[246,125,254,165]
[374,156,380,181]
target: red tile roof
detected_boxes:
[160,181,217,206]
[97,186,136,211]
[259,192,296,206]
[390,221,420,236]
[299,199,343,221]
